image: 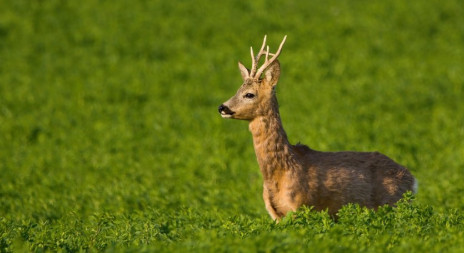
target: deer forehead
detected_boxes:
[243,78,260,85]
[244,78,253,85]
[237,80,268,93]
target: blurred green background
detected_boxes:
[1,0,463,251]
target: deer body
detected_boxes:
[218,36,416,220]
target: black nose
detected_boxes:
[218,104,226,113]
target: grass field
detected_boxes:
[1,0,464,251]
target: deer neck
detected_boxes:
[248,97,296,182]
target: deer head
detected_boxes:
[218,35,287,120]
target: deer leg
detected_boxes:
[263,184,280,221]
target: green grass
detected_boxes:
[1,0,464,251]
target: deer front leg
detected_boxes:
[263,184,280,221]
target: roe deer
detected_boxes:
[218,35,417,220]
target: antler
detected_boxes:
[249,35,268,78]
[248,35,287,80]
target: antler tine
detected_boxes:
[265,45,270,62]
[250,46,255,75]
[250,35,267,77]
[255,35,287,79]
[258,35,268,54]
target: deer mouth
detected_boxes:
[220,111,235,118]
[218,104,235,118]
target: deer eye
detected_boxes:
[244,93,255,99]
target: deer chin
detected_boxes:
[220,111,235,118]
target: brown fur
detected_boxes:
[219,39,416,220]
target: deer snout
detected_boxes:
[218,104,226,113]
[218,104,234,118]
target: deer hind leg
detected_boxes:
[263,185,280,221]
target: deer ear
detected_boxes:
[264,60,281,87]
[238,61,250,81]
